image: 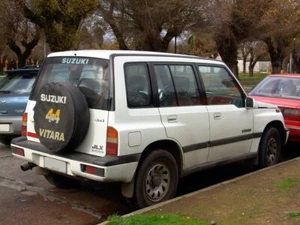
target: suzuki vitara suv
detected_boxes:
[11,50,289,209]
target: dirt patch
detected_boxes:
[142,158,300,225]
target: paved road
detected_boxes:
[0,144,131,225]
[1,142,299,225]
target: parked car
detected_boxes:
[249,74,300,142]
[0,67,39,145]
[11,50,288,209]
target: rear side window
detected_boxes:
[32,57,111,110]
[153,64,201,107]
[125,63,152,108]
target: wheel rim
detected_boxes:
[145,163,171,202]
[267,137,277,165]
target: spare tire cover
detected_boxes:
[34,82,90,153]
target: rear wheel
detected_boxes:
[131,149,178,209]
[258,127,282,168]
[0,136,12,145]
[44,172,81,189]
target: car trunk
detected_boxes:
[0,93,28,116]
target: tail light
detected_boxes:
[106,126,118,156]
[282,109,300,121]
[21,113,28,136]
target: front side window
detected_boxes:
[32,57,111,110]
[198,66,244,107]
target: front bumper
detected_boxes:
[11,137,140,183]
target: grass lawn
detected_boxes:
[106,214,210,225]
[238,72,267,87]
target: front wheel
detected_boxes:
[258,127,282,168]
[132,149,179,209]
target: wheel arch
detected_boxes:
[139,140,183,174]
[122,139,183,199]
[262,120,287,148]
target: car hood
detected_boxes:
[0,93,29,116]
[249,95,300,109]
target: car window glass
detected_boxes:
[153,65,176,107]
[34,57,111,110]
[250,76,300,98]
[170,65,201,106]
[0,74,36,94]
[154,64,201,107]
[198,66,244,107]
[125,63,152,108]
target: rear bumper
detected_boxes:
[11,137,140,183]
[0,115,22,135]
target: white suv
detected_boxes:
[11,50,289,209]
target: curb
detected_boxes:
[99,157,300,224]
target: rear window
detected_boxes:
[0,72,37,94]
[249,76,300,98]
[32,57,112,110]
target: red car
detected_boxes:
[249,74,300,142]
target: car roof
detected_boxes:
[5,67,40,75]
[267,74,300,78]
[47,50,222,64]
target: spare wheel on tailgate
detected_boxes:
[34,82,90,153]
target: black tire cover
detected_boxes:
[34,82,90,153]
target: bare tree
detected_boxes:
[97,0,208,52]
[15,0,99,52]
[256,0,300,74]
[205,0,270,77]
[0,0,40,68]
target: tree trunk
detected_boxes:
[7,38,39,68]
[243,55,247,73]
[292,50,300,73]
[264,38,284,74]
[215,35,239,79]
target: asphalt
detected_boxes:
[106,157,300,225]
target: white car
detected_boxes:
[11,50,289,209]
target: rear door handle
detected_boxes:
[213,112,221,120]
[167,115,178,123]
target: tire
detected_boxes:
[44,172,81,189]
[34,82,90,153]
[132,150,179,209]
[0,136,12,145]
[258,127,282,168]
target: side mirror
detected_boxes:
[246,97,254,108]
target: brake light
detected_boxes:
[21,113,28,136]
[106,126,118,156]
[86,165,96,174]
[16,148,25,156]
[283,109,300,121]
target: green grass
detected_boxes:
[238,73,267,87]
[287,211,300,219]
[239,72,267,80]
[106,214,210,225]
[275,178,300,189]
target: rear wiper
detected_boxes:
[0,90,11,93]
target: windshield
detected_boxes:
[32,57,112,110]
[249,76,300,99]
[0,74,36,94]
